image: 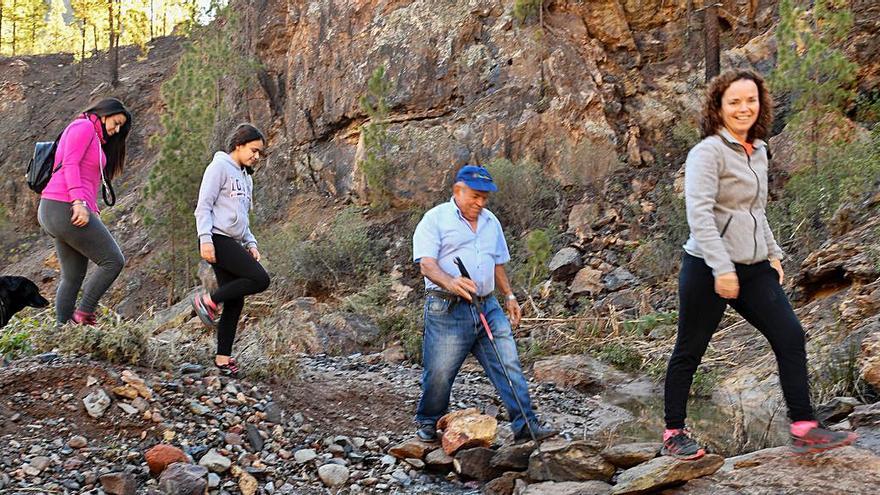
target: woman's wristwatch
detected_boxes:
[71,200,87,209]
[506,293,517,301]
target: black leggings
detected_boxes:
[209,234,270,356]
[664,252,815,429]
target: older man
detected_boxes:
[411,164,557,442]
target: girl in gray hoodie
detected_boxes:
[662,70,856,459]
[192,124,271,377]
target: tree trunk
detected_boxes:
[149,0,154,40]
[11,0,17,56]
[108,0,118,86]
[704,4,720,82]
[0,2,4,55]
[80,22,86,82]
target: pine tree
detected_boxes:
[143,9,252,300]
[358,65,394,210]
[38,0,77,53]
[773,0,858,170]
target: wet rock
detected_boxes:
[67,435,89,449]
[83,389,111,418]
[318,463,350,487]
[158,462,208,495]
[489,441,535,471]
[99,472,137,495]
[437,408,498,455]
[522,480,613,495]
[570,268,604,296]
[549,248,583,282]
[532,355,624,393]
[610,454,724,494]
[600,442,661,469]
[388,438,435,460]
[815,397,861,424]
[453,447,504,481]
[145,444,188,476]
[198,448,231,472]
[528,439,615,482]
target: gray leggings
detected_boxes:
[37,199,125,323]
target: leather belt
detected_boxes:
[426,289,490,305]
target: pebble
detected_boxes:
[68,435,88,449]
[294,449,317,463]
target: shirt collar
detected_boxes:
[718,127,766,150]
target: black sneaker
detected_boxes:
[416,423,437,442]
[514,423,559,443]
[661,429,705,460]
[791,426,857,454]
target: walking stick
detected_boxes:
[453,257,539,444]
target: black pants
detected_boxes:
[209,234,270,356]
[664,252,815,429]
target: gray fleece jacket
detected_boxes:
[682,128,784,276]
[194,151,257,248]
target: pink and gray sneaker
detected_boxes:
[791,425,857,454]
[661,428,706,460]
[192,291,218,328]
[72,309,97,326]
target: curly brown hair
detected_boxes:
[700,69,773,142]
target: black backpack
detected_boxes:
[26,134,62,194]
[25,132,116,206]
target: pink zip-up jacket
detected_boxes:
[41,114,106,212]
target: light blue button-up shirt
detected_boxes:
[412,198,511,297]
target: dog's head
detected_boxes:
[0,276,50,320]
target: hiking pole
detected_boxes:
[453,257,539,444]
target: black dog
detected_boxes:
[0,276,49,328]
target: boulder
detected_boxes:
[850,402,880,428]
[570,268,604,296]
[438,408,498,455]
[610,454,723,494]
[425,448,455,470]
[815,397,861,424]
[198,448,231,473]
[453,447,504,481]
[568,202,601,239]
[83,389,111,418]
[527,439,615,482]
[549,248,583,282]
[158,463,208,495]
[603,267,638,292]
[318,464,350,487]
[99,472,137,495]
[145,444,188,476]
[532,354,625,393]
[482,471,528,495]
[388,438,435,460]
[861,330,880,391]
[666,447,880,494]
[600,442,661,469]
[521,480,613,495]
[489,441,535,471]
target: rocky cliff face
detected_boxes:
[242,0,794,211]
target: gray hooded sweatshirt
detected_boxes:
[194,151,257,248]
[682,128,784,276]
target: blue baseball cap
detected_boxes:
[455,165,497,192]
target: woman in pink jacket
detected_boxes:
[38,98,132,325]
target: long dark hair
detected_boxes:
[226,123,266,152]
[226,124,266,175]
[700,69,773,142]
[83,98,132,179]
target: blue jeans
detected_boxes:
[415,294,537,435]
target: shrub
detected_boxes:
[597,342,643,372]
[485,158,560,235]
[509,227,558,294]
[271,208,380,294]
[30,313,149,366]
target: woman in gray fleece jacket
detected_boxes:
[661,70,856,459]
[192,124,271,377]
